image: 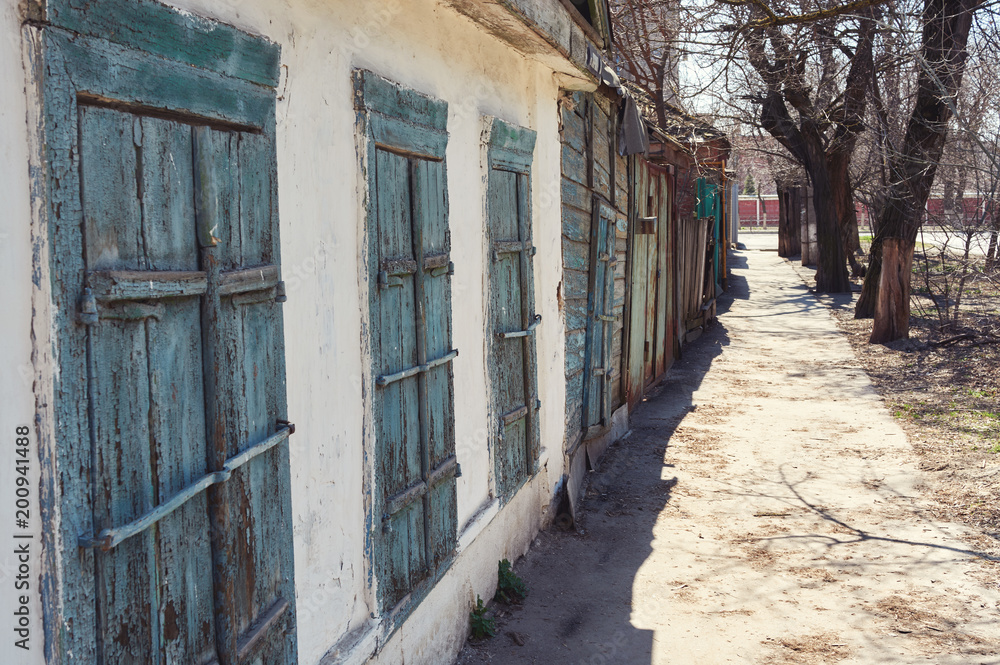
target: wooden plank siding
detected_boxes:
[624,158,678,409]
[559,89,627,458]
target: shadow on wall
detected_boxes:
[455,274,733,664]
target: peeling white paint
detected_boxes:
[7,0,592,662]
[1,7,45,664]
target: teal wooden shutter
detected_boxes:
[582,200,617,430]
[485,118,540,500]
[32,6,295,664]
[697,177,721,291]
[354,70,458,613]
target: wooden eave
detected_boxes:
[444,0,602,89]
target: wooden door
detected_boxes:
[626,160,656,407]
[355,70,458,613]
[640,212,658,386]
[486,119,540,500]
[654,170,677,373]
[582,199,618,430]
[34,8,295,663]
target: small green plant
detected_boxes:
[469,595,495,639]
[988,443,1000,454]
[494,558,528,603]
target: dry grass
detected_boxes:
[831,309,1000,546]
[761,632,852,664]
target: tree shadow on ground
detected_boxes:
[455,271,735,665]
[709,466,1000,563]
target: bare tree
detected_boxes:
[610,0,683,128]
[664,0,880,292]
[743,12,875,291]
[857,0,981,342]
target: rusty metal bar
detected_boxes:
[601,217,615,424]
[217,264,279,296]
[77,425,292,551]
[375,349,458,387]
[423,252,449,270]
[380,252,449,277]
[500,404,528,426]
[194,125,237,665]
[409,158,435,571]
[88,269,207,302]
[204,597,290,665]
[515,173,540,472]
[381,256,418,275]
[235,597,289,661]
[497,314,541,339]
[382,455,457,519]
[492,239,533,262]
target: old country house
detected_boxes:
[0,0,729,663]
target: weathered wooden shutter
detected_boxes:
[582,199,618,430]
[485,118,540,500]
[354,70,458,613]
[31,7,295,664]
[697,177,721,291]
[654,169,676,376]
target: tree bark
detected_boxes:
[856,0,980,337]
[987,211,999,270]
[871,238,915,342]
[789,187,802,255]
[829,150,864,276]
[855,236,882,318]
[802,131,852,292]
[777,184,790,256]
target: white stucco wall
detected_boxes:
[1,2,45,662]
[4,0,584,662]
[155,0,573,662]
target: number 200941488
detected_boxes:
[14,426,30,529]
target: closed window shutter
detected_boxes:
[485,118,541,500]
[35,7,296,663]
[583,201,617,429]
[354,70,458,613]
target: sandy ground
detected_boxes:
[456,234,1000,665]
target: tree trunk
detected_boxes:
[871,238,914,342]
[987,213,999,270]
[804,135,852,292]
[789,186,802,255]
[855,236,882,318]
[987,229,998,270]
[829,150,863,276]
[777,185,789,256]
[856,0,979,335]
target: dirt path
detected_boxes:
[456,235,1000,665]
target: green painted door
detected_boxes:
[34,5,294,664]
[582,199,617,429]
[485,119,540,500]
[355,70,458,613]
[697,177,721,290]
